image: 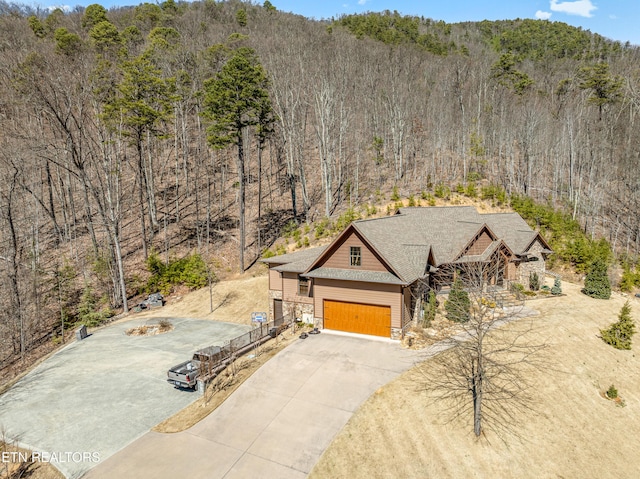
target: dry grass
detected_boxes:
[124,322,174,336]
[0,441,64,479]
[133,275,268,326]
[310,279,640,479]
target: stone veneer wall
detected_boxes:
[284,302,315,324]
[268,290,315,324]
[268,290,282,320]
[517,241,546,289]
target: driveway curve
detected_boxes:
[0,317,252,479]
[84,332,421,479]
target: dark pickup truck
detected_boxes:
[166,357,201,389]
[167,346,225,389]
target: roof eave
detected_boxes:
[303,223,408,283]
[523,232,554,254]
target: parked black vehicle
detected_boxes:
[167,346,223,389]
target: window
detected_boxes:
[350,246,362,267]
[298,276,309,296]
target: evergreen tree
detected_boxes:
[551,277,562,295]
[27,16,46,38]
[582,258,611,299]
[578,62,623,121]
[82,4,109,30]
[446,276,470,323]
[236,9,247,27]
[202,46,272,272]
[491,52,534,95]
[529,271,540,291]
[423,290,437,327]
[89,21,123,55]
[54,28,82,57]
[601,301,635,350]
[77,286,111,327]
[102,53,176,259]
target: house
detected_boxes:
[262,206,552,339]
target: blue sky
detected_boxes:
[273,0,640,45]
[34,0,640,46]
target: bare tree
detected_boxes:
[0,167,25,361]
[421,260,546,439]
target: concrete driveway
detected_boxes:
[84,332,421,479]
[0,317,252,479]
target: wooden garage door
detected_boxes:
[323,300,391,337]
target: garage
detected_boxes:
[323,300,391,337]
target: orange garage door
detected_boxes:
[323,300,391,337]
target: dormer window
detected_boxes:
[350,246,362,267]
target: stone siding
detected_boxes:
[517,240,546,289]
[268,290,282,320]
[284,301,315,324]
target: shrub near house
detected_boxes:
[583,259,611,299]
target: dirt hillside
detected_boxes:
[310,279,640,479]
[134,275,269,325]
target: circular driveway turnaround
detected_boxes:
[0,317,252,479]
[84,332,422,479]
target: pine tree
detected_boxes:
[601,301,635,350]
[446,277,470,323]
[582,258,611,299]
[202,46,273,272]
[423,290,437,327]
[551,277,562,295]
[102,53,176,259]
[236,9,247,27]
[77,286,112,327]
[82,4,109,30]
[529,271,540,291]
[578,62,623,121]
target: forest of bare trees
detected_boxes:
[0,0,639,373]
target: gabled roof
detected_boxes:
[478,212,540,255]
[262,246,327,273]
[264,206,551,285]
[453,239,512,264]
[299,223,410,284]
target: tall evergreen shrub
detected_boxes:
[601,301,635,350]
[446,277,470,323]
[582,258,611,299]
[529,272,540,291]
[423,290,437,327]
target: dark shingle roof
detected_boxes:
[265,207,547,286]
[353,206,483,282]
[262,246,327,273]
[351,207,544,284]
[304,267,407,285]
[479,212,539,254]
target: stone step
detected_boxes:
[490,289,525,308]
